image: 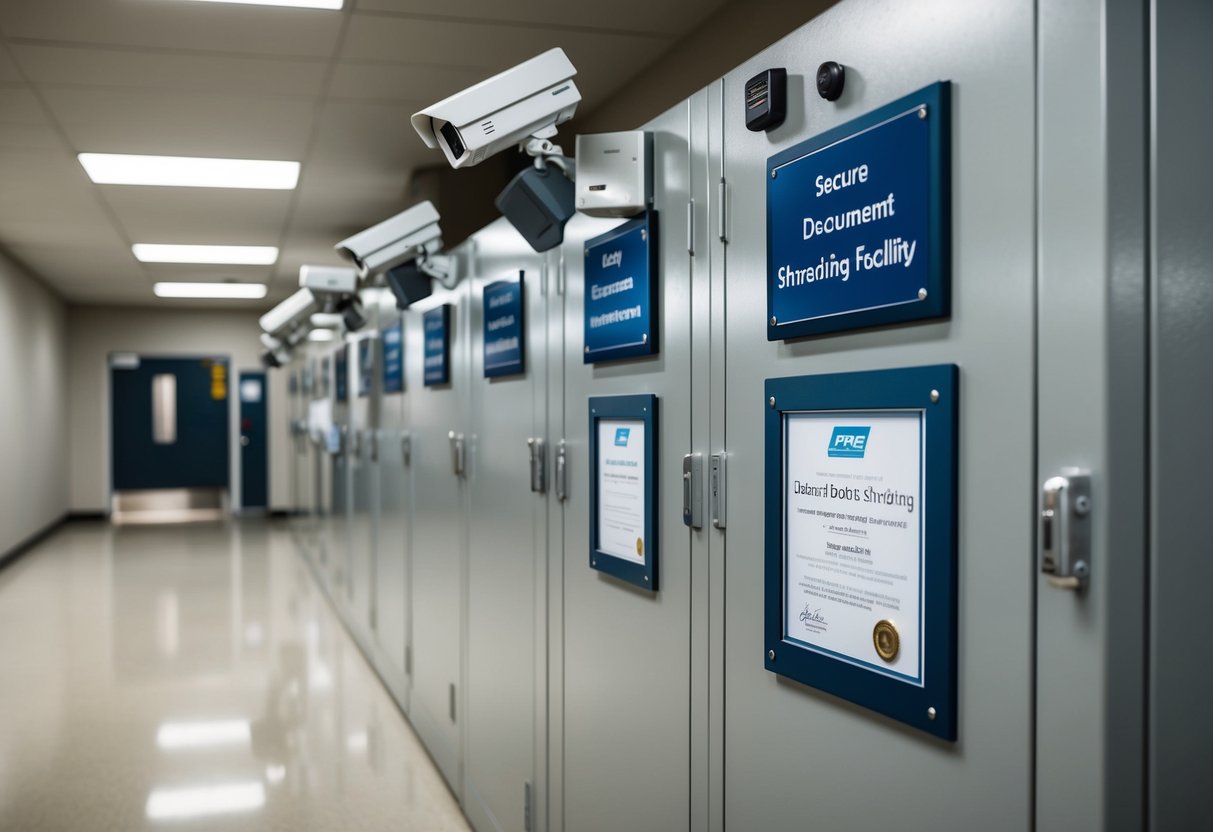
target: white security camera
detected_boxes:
[411,48,580,170]
[259,287,316,339]
[300,265,358,298]
[334,202,442,279]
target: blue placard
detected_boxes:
[583,211,659,363]
[767,82,950,340]
[358,337,373,397]
[588,394,659,591]
[764,365,958,740]
[423,305,451,386]
[382,321,403,394]
[483,275,525,378]
[334,347,347,402]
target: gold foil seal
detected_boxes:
[873,620,900,662]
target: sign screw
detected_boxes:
[591,560,596,567]
[771,169,778,179]
[642,333,648,343]
[918,288,928,301]
[918,106,928,120]
[768,396,776,409]
[644,575,649,582]
[927,706,937,720]
[930,389,940,403]
[641,229,647,241]
[770,316,777,326]
[585,345,590,353]
[768,649,776,660]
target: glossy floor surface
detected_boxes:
[0,519,471,832]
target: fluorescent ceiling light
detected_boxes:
[146,782,266,821]
[78,154,300,189]
[157,720,251,750]
[183,0,343,9]
[135,244,278,265]
[154,282,268,299]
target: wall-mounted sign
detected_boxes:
[358,337,374,398]
[765,364,958,740]
[583,211,659,363]
[334,348,348,402]
[589,394,658,591]
[483,274,525,378]
[423,305,451,386]
[382,321,403,394]
[318,357,330,398]
[767,81,950,340]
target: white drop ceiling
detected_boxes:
[0,0,727,307]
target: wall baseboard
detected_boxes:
[0,513,70,574]
[67,511,107,522]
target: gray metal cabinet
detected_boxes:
[329,343,352,593]
[463,226,549,832]
[349,322,380,636]
[717,2,1037,829]
[554,96,701,832]
[403,274,470,792]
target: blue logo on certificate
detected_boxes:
[827,426,871,458]
[584,212,658,363]
[614,427,631,447]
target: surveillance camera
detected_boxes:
[411,48,580,170]
[259,333,293,368]
[385,262,433,310]
[300,265,359,298]
[259,287,317,339]
[334,202,443,279]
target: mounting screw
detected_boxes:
[641,229,647,241]
[918,106,928,120]
[768,396,776,409]
[585,345,590,353]
[927,706,937,720]
[770,316,777,326]
[918,288,928,301]
[1074,495,1091,515]
[930,389,940,403]
[768,649,776,660]
[771,169,778,179]
[642,333,648,343]
[643,575,649,582]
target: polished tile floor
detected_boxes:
[0,519,471,831]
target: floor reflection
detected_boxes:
[0,519,469,831]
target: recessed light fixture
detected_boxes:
[78,154,300,189]
[183,0,343,9]
[134,244,278,265]
[154,283,269,299]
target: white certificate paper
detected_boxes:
[597,419,646,564]
[784,411,924,684]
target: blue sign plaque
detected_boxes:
[334,347,347,402]
[423,305,451,386]
[583,211,658,363]
[483,275,525,378]
[767,82,950,340]
[358,337,373,397]
[382,321,403,394]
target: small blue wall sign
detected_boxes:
[334,347,347,402]
[483,275,525,378]
[358,337,373,397]
[583,211,659,363]
[767,82,951,340]
[382,321,403,394]
[423,304,451,386]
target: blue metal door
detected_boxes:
[111,356,230,491]
[239,371,268,509]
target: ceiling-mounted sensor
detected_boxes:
[574,131,653,218]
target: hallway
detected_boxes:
[0,520,470,831]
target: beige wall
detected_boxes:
[576,0,837,134]
[66,306,291,513]
[0,249,68,554]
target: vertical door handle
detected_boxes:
[683,452,703,529]
[1040,468,1092,590]
[555,440,568,502]
[401,432,411,467]
[528,437,546,494]
[717,178,728,243]
[710,452,727,529]
[448,431,465,478]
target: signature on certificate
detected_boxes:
[799,605,828,628]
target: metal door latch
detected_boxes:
[528,437,546,494]
[1040,468,1092,590]
[555,440,568,502]
[710,452,727,529]
[683,453,703,529]
[449,431,466,477]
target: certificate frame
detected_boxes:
[764,364,958,740]
[588,394,658,591]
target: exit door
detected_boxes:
[239,371,268,510]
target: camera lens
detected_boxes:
[440,122,465,160]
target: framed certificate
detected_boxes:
[589,394,658,590]
[764,365,958,740]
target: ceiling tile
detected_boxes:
[102,187,293,243]
[0,0,343,59]
[12,44,329,98]
[351,0,728,37]
[0,85,46,123]
[41,87,318,158]
[0,48,23,83]
[327,61,488,104]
